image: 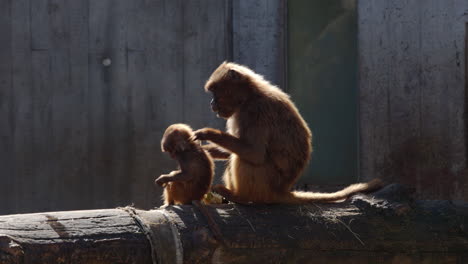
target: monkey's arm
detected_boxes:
[194,128,265,165]
[203,143,231,160]
[155,170,194,186]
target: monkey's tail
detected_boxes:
[285,178,384,204]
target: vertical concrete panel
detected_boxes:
[88,0,130,209]
[11,0,33,213]
[359,0,468,199]
[232,0,287,88]
[0,0,14,213]
[183,0,228,130]
[358,0,391,183]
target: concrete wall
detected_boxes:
[358,0,468,199]
[232,0,287,88]
[0,0,286,214]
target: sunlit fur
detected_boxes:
[203,62,382,204]
[158,124,214,205]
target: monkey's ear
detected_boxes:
[227,69,242,80]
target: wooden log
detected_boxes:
[0,209,152,264]
[1,184,468,264]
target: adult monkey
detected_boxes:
[194,62,381,204]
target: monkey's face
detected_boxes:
[210,90,234,118]
[162,135,181,158]
[208,81,247,119]
[161,124,194,157]
[206,67,250,119]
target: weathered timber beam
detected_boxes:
[1,184,468,264]
[0,209,152,264]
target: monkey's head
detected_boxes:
[161,124,195,158]
[204,62,255,119]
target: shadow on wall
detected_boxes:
[379,136,467,200]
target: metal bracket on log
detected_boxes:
[127,208,184,264]
[1,184,468,264]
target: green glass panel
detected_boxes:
[288,0,358,185]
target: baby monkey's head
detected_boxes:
[161,124,196,158]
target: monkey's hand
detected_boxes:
[155,174,172,187]
[193,128,222,141]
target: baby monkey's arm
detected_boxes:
[155,170,193,186]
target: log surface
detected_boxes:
[0,209,152,264]
[1,184,468,264]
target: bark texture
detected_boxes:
[1,184,468,264]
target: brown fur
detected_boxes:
[194,62,382,204]
[155,124,214,205]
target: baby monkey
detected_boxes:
[155,124,214,205]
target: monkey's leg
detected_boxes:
[212,184,250,205]
[223,168,234,190]
[163,186,174,205]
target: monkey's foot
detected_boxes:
[212,185,250,205]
